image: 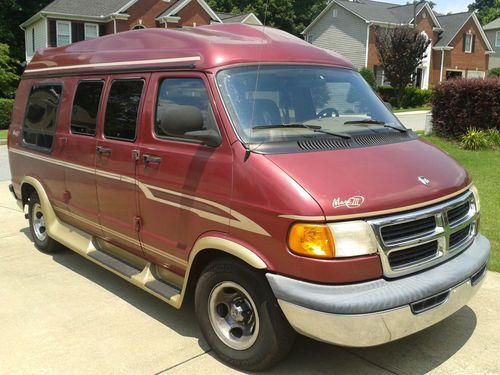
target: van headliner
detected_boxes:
[24,24,354,75]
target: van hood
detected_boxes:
[265,139,471,219]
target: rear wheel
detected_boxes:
[28,192,60,253]
[195,258,296,371]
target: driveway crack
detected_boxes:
[342,347,400,375]
[152,349,212,374]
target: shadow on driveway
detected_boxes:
[20,226,477,374]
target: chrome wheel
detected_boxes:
[208,281,260,351]
[32,203,47,242]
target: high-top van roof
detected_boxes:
[24,24,354,77]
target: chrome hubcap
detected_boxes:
[208,281,259,351]
[32,203,47,242]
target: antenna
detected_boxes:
[245,0,270,162]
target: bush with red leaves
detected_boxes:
[431,78,500,138]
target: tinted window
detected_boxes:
[71,81,103,136]
[104,80,144,141]
[155,78,219,141]
[23,84,63,150]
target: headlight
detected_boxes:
[470,184,480,212]
[288,221,378,259]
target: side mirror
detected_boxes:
[384,102,393,111]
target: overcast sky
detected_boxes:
[382,0,471,15]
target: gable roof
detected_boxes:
[216,12,262,25]
[483,17,500,31]
[40,0,135,18]
[156,0,221,23]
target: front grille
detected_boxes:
[368,190,478,278]
[388,241,438,269]
[381,216,436,243]
[450,225,472,249]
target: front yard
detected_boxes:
[424,135,499,272]
[0,130,7,139]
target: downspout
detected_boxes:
[439,49,444,82]
[113,17,117,33]
[365,22,371,68]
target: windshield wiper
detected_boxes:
[343,119,407,133]
[252,123,351,139]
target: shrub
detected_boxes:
[377,85,396,105]
[400,87,432,108]
[359,67,376,89]
[0,98,14,130]
[460,128,492,150]
[489,67,500,78]
[486,128,500,147]
[432,78,500,138]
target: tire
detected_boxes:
[28,192,61,253]
[195,258,296,371]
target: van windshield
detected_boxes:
[216,65,406,145]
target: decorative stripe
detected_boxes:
[25,56,201,73]
[279,184,472,222]
[11,148,270,237]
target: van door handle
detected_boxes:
[143,154,162,164]
[96,146,112,155]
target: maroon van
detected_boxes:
[8,24,490,370]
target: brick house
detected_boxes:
[20,0,261,62]
[302,0,495,88]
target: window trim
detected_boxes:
[464,33,473,53]
[306,34,314,44]
[70,79,105,137]
[332,8,338,18]
[496,31,500,48]
[22,82,64,153]
[56,20,72,47]
[84,23,99,40]
[153,76,222,146]
[103,78,145,142]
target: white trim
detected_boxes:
[365,24,370,68]
[44,17,49,48]
[84,23,99,40]
[241,13,262,26]
[496,31,500,47]
[21,11,129,28]
[464,32,473,53]
[445,13,494,52]
[56,20,71,47]
[116,0,139,13]
[113,18,117,33]
[410,3,442,29]
[157,0,222,23]
[440,49,445,83]
[302,0,367,35]
[25,56,201,73]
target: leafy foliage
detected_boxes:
[468,0,500,24]
[207,0,327,36]
[0,98,14,129]
[0,43,19,99]
[377,86,432,108]
[432,78,500,138]
[486,128,500,146]
[489,67,500,77]
[375,26,430,107]
[359,68,376,89]
[460,128,492,150]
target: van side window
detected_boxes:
[23,83,63,151]
[104,79,144,141]
[71,81,104,136]
[155,78,220,142]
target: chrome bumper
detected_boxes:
[267,234,490,347]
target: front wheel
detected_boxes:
[28,192,61,253]
[195,258,296,371]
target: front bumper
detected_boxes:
[267,234,490,347]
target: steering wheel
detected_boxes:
[317,107,340,118]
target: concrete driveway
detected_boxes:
[0,172,499,374]
[0,145,10,182]
[394,110,430,132]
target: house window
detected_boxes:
[306,35,314,44]
[56,21,71,46]
[84,24,98,40]
[132,24,146,30]
[422,11,427,19]
[332,8,338,18]
[464,33,473,53]
[496,31,500,47]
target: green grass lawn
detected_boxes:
[0,130,7,140]
[393,105,431,113]
[423,135,499,272]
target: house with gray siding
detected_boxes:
[483,17,500,70]
[303,0,494,88]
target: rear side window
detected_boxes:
[71,81,104,136]
[104,79,144,141]
[23,83,62,151]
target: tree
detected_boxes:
[468,0,500,24]
[0,43,19,98]
[375,26,430,108]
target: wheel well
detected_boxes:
[21,183,36,207]
[185,249,265,298]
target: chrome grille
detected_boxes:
[368,190,478,278]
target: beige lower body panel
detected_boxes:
[278,276,484,347]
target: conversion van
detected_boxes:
[8,24,490,370]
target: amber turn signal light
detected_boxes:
[288,223,335,259]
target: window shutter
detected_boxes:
[72,23,78,43]
[99,24,106,36]
[462,33,466,52]
[77,23,84,41]
[49,20,57,47]
[471,34,476,53]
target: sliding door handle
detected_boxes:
[96,146,112,154]
[143,154,162,164]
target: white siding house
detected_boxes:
[484,18,500,70]
[303,5,367,70]
[24,18,48,62]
